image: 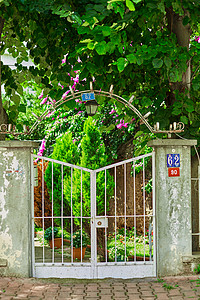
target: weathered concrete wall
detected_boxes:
[148,139,197,277]
[0,141,39,277]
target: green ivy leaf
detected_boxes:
[117,57,128,72]
[180,115,188,124]
[87,42,96,50]
[134,130,143,138]
[136,57,143,65]
[106,124,115,131]
[18,104,26,113]
[95,41,107,55]
[152,58,163,69]
[164,57,172,69]
[11,94,20,105]
[102,26,111,36]
[126,54,137,63]
[126,0,135,11]
[38,38,47,49]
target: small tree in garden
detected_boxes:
[64,117,114,228]
[45,132,79,227]
[34,161,52,229]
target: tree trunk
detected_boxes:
[165,7,191,107]
[0,16,8,140]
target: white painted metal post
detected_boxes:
[198,166,200,247]
[124,163,127,262]
[133,163,136,262]
[61,164,64,264]
[42,159,45,264]
[143,157,146,261]
[90,171,97,277]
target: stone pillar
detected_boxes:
[0,141,39,277]
[148,139,197,276]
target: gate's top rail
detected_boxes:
[95,152,153,173]
[32,154,92,173]
[32,152,153,173]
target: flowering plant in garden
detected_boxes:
[44,227,60,241]
[71,230,88,249]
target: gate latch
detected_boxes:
[95,217,108,228]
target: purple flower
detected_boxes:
[40,96,48,105]
[117,123,123,129]
[62,57,66,64]
[195,36,200,43]
[109,109,116,114]
[58,82,64,89]
[75,99,82,104]
[37,139,46,156]
[77,57,82,63]
[116,120,129,129]
[38,90,44,99]
[62,90,70,99]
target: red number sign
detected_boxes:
[168,167,180,177]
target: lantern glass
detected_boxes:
[85,100,99,116]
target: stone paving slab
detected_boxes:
[1,276,200,299]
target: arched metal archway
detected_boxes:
[0,83,184,136]
[29,83,184,135]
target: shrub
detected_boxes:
[44,227,60,241]
[45,132,79,227]
[64,118,114,227]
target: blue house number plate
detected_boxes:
[167,154,180,168]
[81,92,95,101]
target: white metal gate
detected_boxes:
[31,152,156,278]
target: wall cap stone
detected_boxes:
[0,140,40,148]
[148,139,197,147]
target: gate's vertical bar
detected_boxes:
[105,170,107,263]
[42,159,45,264]
[31,155,35,277]
[52,162,54,263]
[124,163,127,262]
[143,157,146,261]
[71,167,73,263]
[133,163,136,262]
[198,166,200,247]
[61,164,64,264]
[81,169,83,263]
[114,166,117,263]
[152,151,156,274]
[91,171,97,277]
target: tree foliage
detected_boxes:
[0,0,200,145]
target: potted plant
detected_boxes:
[44,227,62,249]
[72,230,88,260]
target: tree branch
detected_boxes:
[191,65,200,82]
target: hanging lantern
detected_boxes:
[84,99,99,116]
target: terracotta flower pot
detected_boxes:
[49,238,62,249]
[73,247,86,260]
